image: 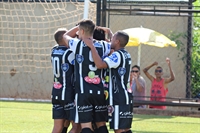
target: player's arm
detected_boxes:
[83,38,108,69]
[63,26,79,47]
[143,62,157,82]
[164,58,175,84]
[96,26,113,42]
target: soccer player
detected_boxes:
[51,28,77,133]
[63,19,111,133]
[83,29,133,133]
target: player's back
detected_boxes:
[110,49,132,105]
[70,39,110,94]
[51,45,75,102]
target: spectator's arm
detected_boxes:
[143,62,157,82]
[165,58,175,84]
[135,77,144,93]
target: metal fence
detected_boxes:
[96,0,200,102]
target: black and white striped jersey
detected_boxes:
[51,45,75,101]
[68,38,111,94]
[104,49,132,105]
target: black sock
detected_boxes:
[81,128,93,133]
[61,127,68,133]
[93,128,98,133]
[96,125,108,133]
[92,122,98,133]
[126,130,132,133]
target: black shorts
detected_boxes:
[52,100,75,120]
[52,104,66,119]
[74,92,108,123]
[109,104,133,130]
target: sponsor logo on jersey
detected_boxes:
[95,105,107,112]
[107,105,114,114]
[53,82,62,89]
[76,54,84,63]
[84,76,101,84]
[104,90,109,100]
[108,53,118,63]
[124,52,131,59]
[61,63,69,72]
[64,102,75,110]
[118,67,126,76]
[53,49,65,55]
[78,105,93,112]
[94,42,103,48]
[119,111,133,118]
[107,44,111,50]
[69,39,74,46]
[71,59,75,65]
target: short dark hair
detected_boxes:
[54,28,67,44]
[116,31,129,47]
[156,66,163,70]
[132,65,140,71]
[79,19,95,36]
[93,28,105,41]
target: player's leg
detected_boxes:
[61,120,70,133]
[94,93,109,133]
[68,121,81,133]
[95,122,108,133]
[92,121,98,133]
[52,119,65,133]
[81,122,93,133]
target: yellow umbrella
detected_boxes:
[123,27,177,65]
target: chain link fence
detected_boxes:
[100,0,200,102]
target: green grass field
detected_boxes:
[0,101,199,133]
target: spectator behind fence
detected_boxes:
[130,65,146,108]
[143,58,175,109]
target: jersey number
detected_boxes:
[89,51,97,71]
[51,57,60,77]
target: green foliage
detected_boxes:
[168,1,200,98]
[168,31,187,66]
[191,0,200,98]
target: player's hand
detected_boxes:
[83,38,93,49]
[153,61,158,66]
[109,49,114,55]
